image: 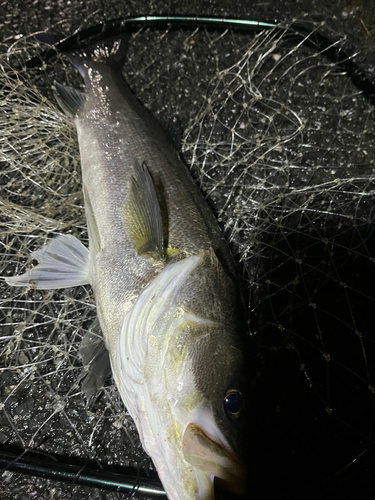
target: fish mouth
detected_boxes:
[182,422,246,495]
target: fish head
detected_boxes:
[186,330,246,496]
[116,249,246,499]
[144,319,246,500]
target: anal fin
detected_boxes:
[154,112,182,150]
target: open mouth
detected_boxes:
[182,422,246,495]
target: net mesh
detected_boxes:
[0,19,374,498]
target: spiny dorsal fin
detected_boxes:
[79,323,111,402]
[54,80,86,117]
[124,160,165,261]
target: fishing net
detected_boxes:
[0,15,374,499]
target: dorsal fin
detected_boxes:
[54,80,86,117]
[5,234,91,289]
[83,185,101,255]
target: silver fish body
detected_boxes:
[6,33,246,500]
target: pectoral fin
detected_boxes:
[5,234,91,289]
[124,160,165,261]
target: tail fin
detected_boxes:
[36,30,130,77]
[35,30,65,46]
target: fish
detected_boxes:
[5,30,246,500]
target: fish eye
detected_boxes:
[223,389,243,418]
